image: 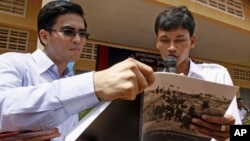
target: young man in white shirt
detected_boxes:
[237,98,248,122]
[154,5,241,141]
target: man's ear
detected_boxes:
[39,29,49,45]
[190,34,196,49]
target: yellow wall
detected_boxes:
[0,0,42,54]
[75,60,96,71]
[145,0,250,33]
[0,0,42,31]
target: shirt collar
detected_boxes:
[31,49,55,74]
[31,49,73,77]
[188,59,204,80]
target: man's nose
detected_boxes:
[168,42,177,52]
[72,33,82,44]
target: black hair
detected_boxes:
[237,97,243,102]
[154,5,195,37]
[37,1,87,46]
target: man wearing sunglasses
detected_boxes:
[0,1,155,140]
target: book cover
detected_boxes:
[140,72,239,141]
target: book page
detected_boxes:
[140,72,239,141]
[65,101,111,141]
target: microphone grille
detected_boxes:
[164,56,176,68]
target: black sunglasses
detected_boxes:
[50,29,90,39]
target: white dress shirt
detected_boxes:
[0,49,100,141]
[238,107,247,121]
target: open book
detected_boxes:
[140,72,239,141]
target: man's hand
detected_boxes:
[94,58,155,101]
[190,114,235,141]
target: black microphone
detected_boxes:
[163,56,176,73]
